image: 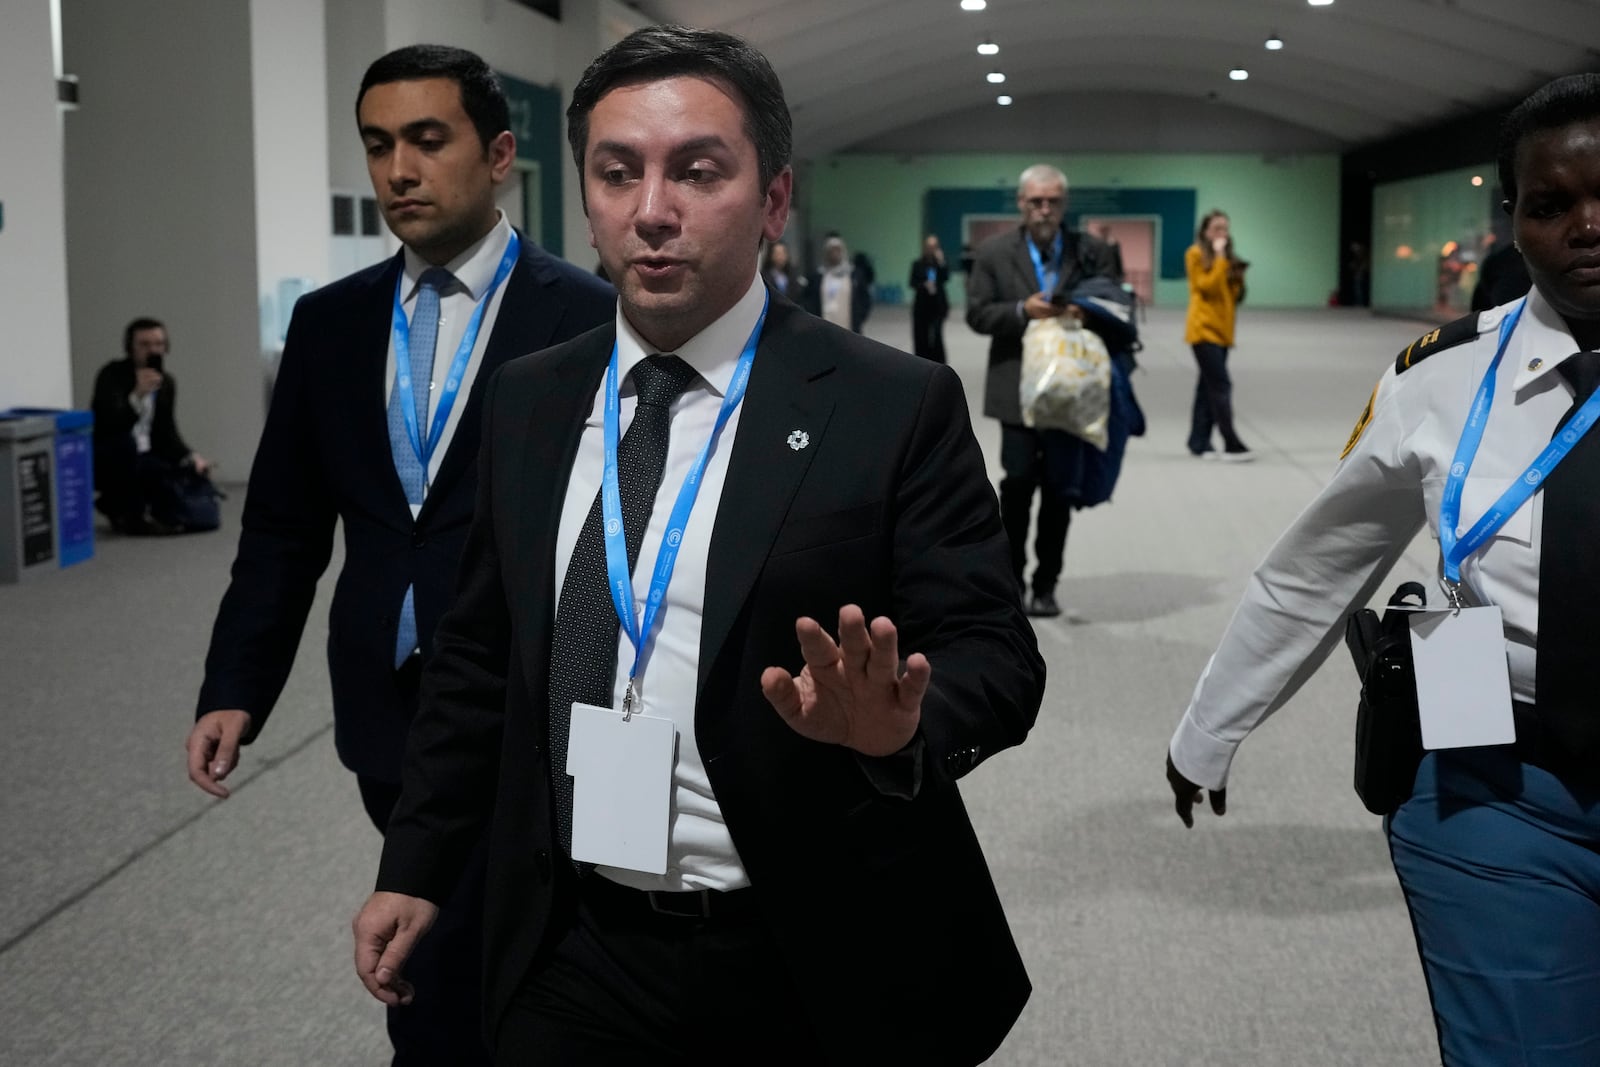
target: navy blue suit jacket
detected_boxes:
[197,235,614,780]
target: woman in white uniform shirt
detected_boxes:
[1165,74,1600,1067]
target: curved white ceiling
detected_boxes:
[632,0,1600,156]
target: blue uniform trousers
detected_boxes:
[1387,748,1600,1066]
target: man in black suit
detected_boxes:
[354,27,1045,1066]
[909,233,951,361]
[184,45,612,1064]
[91,318,212,534]
[966,164,1120,619]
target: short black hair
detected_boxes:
[356,44,510,151]
[566,26,792,194]
[123,317,165,356]
[1497,73,1600,206]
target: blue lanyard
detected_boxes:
[389,231,520,473]
[1026,231,1063,293]
[601,293,768,713]
[1440,298,1600,592]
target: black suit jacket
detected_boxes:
[377,294,1045,1063]
[909,256,951,314]
[965,225,1119,424]
[196,235,615,780]
[91,357,192,465]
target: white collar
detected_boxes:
[400,212,514,302]
[614,271,766,400]
[1508,287,1595,393]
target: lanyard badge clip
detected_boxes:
[1440,578,1466,613]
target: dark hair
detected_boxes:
[123,317,165,356]
[1497,73,1600,206]
[566,26,792,193]
[356,44,510,150]
[1195,209,1233,267]
[1195,209,1229,245]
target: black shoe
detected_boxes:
[1026,592,1061,618]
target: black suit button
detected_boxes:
[411,532,426,548]
[535,849,552,882]
[944,751,963,775]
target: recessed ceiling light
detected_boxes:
[1229,68,1249,81]
[987,71,1006,84]
[977,40,1000,56]
[997,95,1013,106]
[1471,175,1485,186]
[1307,0,1333,6]
[961,0,986,10]
[1265,34,1283,50]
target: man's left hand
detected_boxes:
[760,605,928,756]
[188,453,211,477]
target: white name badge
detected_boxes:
[1408,607,1516,750]
[566,702,676,875]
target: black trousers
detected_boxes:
[1187,342,1247,453]
[911,299,947,362]
[93,442,174,524]
[998,423,1071,597]
[495,874,825,1066]
[357,657,493,1067]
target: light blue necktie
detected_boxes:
[389,267,452,667]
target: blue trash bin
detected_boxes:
[3,408,95,567]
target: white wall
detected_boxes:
[251,0,333,356]
[62,0,264,478]
[0,1,73,408]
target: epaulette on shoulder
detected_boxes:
[1394,313,1482,374]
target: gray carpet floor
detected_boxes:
[0,304,1445,1065]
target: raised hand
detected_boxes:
[760,605,929,757]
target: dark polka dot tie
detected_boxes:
[548,354,701,858]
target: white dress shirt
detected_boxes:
[1171,288,1593,790]
[385,212,514,518]
[555,271,767,893]
[130,390,155,454]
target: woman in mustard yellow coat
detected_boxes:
[1184,210,1253,460]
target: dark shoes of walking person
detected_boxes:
[1026,591,1062,617]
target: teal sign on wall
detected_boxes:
[925,187,1197,279]
[498,71,564,256]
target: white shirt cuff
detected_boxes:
[1169,712,1239,791]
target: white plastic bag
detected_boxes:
[1018,316,1111,449]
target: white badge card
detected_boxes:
[1408,607,1516,750]
[567,702,676,874]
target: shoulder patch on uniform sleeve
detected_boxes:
[1340,381,1380,460]
[1394,313,1482,374]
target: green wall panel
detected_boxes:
[1370,163,1500,317]
[805,153,1341,308]
[499,71,564,257]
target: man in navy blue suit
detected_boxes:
[183,44,612,1064]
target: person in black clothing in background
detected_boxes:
[909,234,950,362]
[91,317,213,535]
